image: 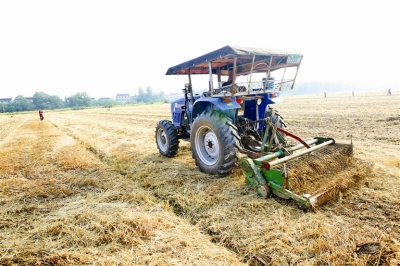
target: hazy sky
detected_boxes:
[1,0,399,99]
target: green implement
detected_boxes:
[240,137,359,209]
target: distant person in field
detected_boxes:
[352,91,354,96]
[39,109,44,120]
[387,88,391,95]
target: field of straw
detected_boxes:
[1,92,399,265]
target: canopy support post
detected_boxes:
[217,68,221,87]
[279,56,288,91]
[248,55,256,91]
[208,61,213,93]
[188,70,194,108]
[232,57,237,96]
[291,56,303,90]
[264,56,273,93]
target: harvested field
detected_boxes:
[1,93,399,265]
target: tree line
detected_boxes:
[130,86,167,104]
[1,87,169,113]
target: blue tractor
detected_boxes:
[156,46,355,209]
[156,45,302,175]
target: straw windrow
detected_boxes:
[276,145,369,199]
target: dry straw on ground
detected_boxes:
[1,93,399,265]
[280,145,372,209]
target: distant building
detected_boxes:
[115,94,130,104]
[0,98,12,103]
[98,97,111,101]
[25,97,34,103]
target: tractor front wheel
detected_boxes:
[191,110,240,176]
[156,120,179,157]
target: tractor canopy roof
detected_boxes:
[166,45,302,76]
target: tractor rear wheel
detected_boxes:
[265,105,286,129]
[265,105,287,145]
[191,110,240,176]
[156,120,179,157]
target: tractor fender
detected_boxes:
[192,97,241,122]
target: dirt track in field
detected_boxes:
[0,92,399,265]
